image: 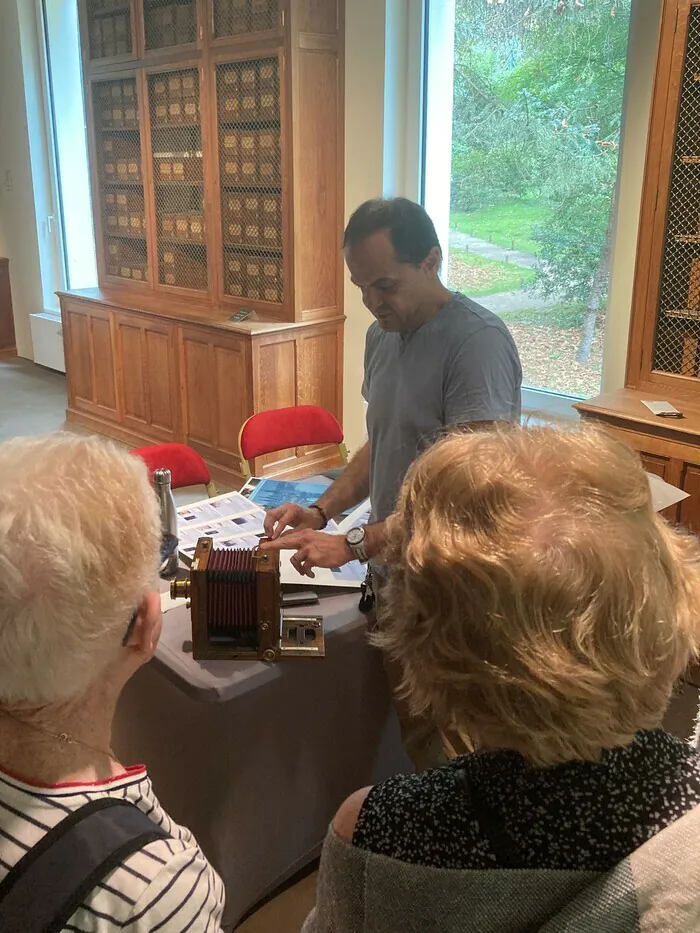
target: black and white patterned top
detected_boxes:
[353,730,700,872]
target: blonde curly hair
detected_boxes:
[376,425,700,767]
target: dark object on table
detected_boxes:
[282,589,320,608]
[172,538,325,662]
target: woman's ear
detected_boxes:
[124,591,163,660]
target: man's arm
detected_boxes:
[264,442,371,539]
[262,517,387,578]
[316,442,371,520]
[261,444,383,576]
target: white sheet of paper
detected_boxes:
[646,472,689,512]
[641,400,681,416]
[279,547,365,589]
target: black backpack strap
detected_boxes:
[457,767,523,869]
[0,797,170,933]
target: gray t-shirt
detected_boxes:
[362,292,522,527]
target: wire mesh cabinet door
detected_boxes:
[214,52,286,314]
[629,0,700,393]
[209,0,281,43]
[141,0,199,54]
[90,72,151,288]
[82,0,139,66]
[146,64,213,296]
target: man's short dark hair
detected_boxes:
[343,198,441,265]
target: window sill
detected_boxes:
[521,387,581,425]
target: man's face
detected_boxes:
[345,230,438,333]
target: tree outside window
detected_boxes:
[447,0,631,398]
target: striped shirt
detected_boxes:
[0,763,225,932]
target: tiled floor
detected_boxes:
[0,358,71,441]
[0,358,315,929]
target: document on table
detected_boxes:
[177,490,267,563]
[646,472,689,512]
[240,476,331,510]
[176,488,366,587]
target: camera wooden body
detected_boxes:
[172,538,325,662]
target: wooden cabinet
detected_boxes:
[64,0,344,479]
[576,388,700,528]
[626,0,700,394]
[679,462,700,532]
[60,289,344,483]
[79,0,344,324]
[115,313,179,440]
[178,325,251,471]
[62,299,120,421]
[576,1,700,534]
[0,258,17,360]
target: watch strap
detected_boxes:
[309,504,328,530]
[346,528,369,564]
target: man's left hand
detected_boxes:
[260,530,353,578]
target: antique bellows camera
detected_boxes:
[171,538,325,662]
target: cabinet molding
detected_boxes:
[60,290,344,484]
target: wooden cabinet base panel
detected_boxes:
[0,347,18,361]
[60,290,344,485]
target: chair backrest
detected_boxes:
[239,406,344,461]
[131,443,212,491]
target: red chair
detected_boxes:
[131,443,218,497]
[238,405,348,479]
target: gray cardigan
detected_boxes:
[302,804,700,932]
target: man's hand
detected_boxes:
[263,502,325,540]
[261,530,353,578]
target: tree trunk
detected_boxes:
[577,206,616,365]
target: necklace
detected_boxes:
[0,708,116,761]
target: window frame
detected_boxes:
[419,0,647,421]
[34,0,68,304]
[36,0,98,297]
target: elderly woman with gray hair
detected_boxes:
[304,425,700,933]
[0,434,224,932]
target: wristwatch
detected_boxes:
[346,525,369,563]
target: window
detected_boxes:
[41,0,98,291]
[423,0,632,401]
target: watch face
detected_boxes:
[347,527,365,546]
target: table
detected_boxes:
[112,590,411,930]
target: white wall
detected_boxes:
[0,0,41,358]
[343,0,427,454]
[0,0,62,359]
[343,0,385,454]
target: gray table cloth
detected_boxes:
[112,590,411,930]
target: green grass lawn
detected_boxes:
[448,248,536,297]
[498,303,587,330]
[451,200,548,255]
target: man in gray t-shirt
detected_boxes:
[363,291,521,531]
[264,197,521,576]
[263,198,521,768]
